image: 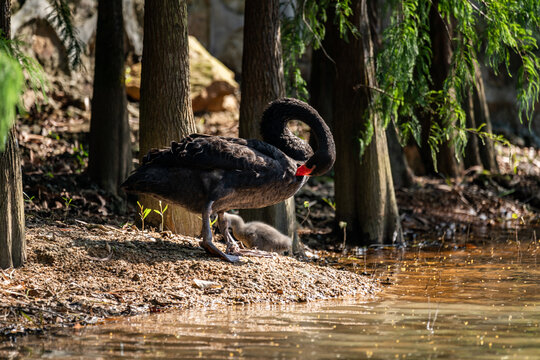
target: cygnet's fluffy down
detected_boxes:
[223,213,292,254]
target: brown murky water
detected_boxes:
[7,236,540,359]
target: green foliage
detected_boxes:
[0,48,23,151]
[153,200,169,232]
[0,29,50,151]
[322,197,336,211]
[0,33,49,101]
[280,0,357,99]
[72,143,88,167]
[137,201,152,231]
[62,196,73,211]
[23,192,35,203]
[375,0,540,166]
[47,0,83,69]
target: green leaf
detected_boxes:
[20,310,34,323]
[0,48,24,151]
[142,208,151,219]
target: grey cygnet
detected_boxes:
[223,213,292,253]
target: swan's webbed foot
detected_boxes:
[217,212,242,255]
[200,239,240,263]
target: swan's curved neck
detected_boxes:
[261,98,335,172]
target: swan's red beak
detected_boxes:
[296,164,313,176]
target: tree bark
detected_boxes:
[418,1,461,177]
[139,0,200,235]
[473,63,499,173]
[309,14,337,129]
[386,125,414,188]
[238,0,298,251]
[464,86,483,169]
[333,0,402,246]
[0,0,26,269]
[464,59,499,173]
[88,0,131,196]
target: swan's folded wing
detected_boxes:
[144,134,289,174]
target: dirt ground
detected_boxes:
[0,218,380,339]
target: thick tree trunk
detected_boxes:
[238,0,298,251]
[419,1,461,177]
[139,0,200,235]
[333,0,402,246]
[88,0,131,196]
[0,0,26,269]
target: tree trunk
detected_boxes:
[464,59,499,173]
[418,1,461,177]
[473,63,499,173]
[238,0,298,251]
[0,0,26,269]
[333,0,402,246]
[138,0,200,235]
[386,125,414,188]
[464,86,483,169]
[309,14,337,129]
[88,0,131,196]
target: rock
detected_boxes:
[188,36,237,95]
[125,36,238,113]
[192,81,237,113]
[125,62,142,101]
[17,19,70,74]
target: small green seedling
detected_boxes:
[153,200,169,232]
[322,197,336,211]
[62,196,73,211]
[73,143,88,167]
[137,201,152,231]
[300,200,311,226]
[23,192,35,203]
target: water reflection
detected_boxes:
[9,238,540,359]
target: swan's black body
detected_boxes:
[121,98,335,262]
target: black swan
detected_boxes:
[223,213,292,253]
[121,98,335,262]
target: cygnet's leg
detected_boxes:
[218,212,273,258]
[200,202,239,263]
[217,212,242,254]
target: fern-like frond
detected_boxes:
[0,32,48,100]
[46,0,83,69]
